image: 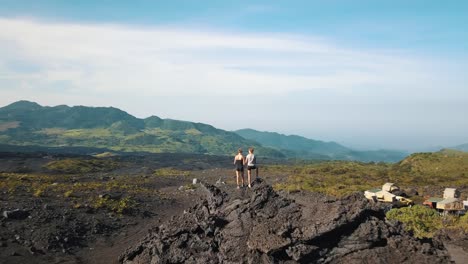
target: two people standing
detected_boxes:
[233,147,259,189]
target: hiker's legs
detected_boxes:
[247,169,252,187]
[241,171,245,187]
[236,170,240,188]
[256,167,259,178]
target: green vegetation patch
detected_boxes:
[397,150,468,179]
[44,158,120,173]
[386,205,468,238]
[386,205,442,238]
[0,101,283,157]
[273,151,468,198]
[185,128,202,135]
[63,128,110,138]
[153,167,191,177]
[272,161,390,197]
[92,196,137,214]
[0,173,58,194]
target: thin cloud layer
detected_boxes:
[0,18,435,98]
[1,17,467,151]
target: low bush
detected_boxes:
[386,205,442,238]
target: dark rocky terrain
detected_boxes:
[1,151,467,263]
[0,152,229,264]
[119,179,452,264]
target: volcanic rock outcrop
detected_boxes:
[119,179,450,263]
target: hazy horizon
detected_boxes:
[1,1,467,152]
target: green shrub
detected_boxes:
[458,214,468,230]
[386,205,442,238]
[92,196,136,214]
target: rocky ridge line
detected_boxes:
[119,179,450,263]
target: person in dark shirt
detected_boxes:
[233,148,245,189]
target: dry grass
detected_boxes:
[0,121,20,131]
[44,158,120,173]
[153,168,191,177]
[273,150,468,198]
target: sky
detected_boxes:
[0,0,467,151]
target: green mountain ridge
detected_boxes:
[1,100,143,130]
[0,101,284,158]
[0,100,413,162]
[234,128,408,162]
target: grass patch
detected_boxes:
[33,187,46,197]
[386,205,468,238]
[92,196,137,214]
[64,190,74,198]
[272,161,391,197]
[44,158,119,173]
[185,128,202,136]
[0,172,162,216]
[62,128,112,138]
[153,168,191,177]
[273,150,468,198]
[0,173,56,194]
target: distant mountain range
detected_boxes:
[0,101,283,158]
[234,129,408,162]
[453,143,468,152]
[0,100,408,162]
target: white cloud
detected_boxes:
[1,17,468,150]
[0,17,439,99]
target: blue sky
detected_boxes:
[0,0,467,151]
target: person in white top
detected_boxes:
[245,147,258,188]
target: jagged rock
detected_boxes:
[435,227,468,252]
[119,179,451,264]
[29,246,43,255]
[3,209,30,220]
